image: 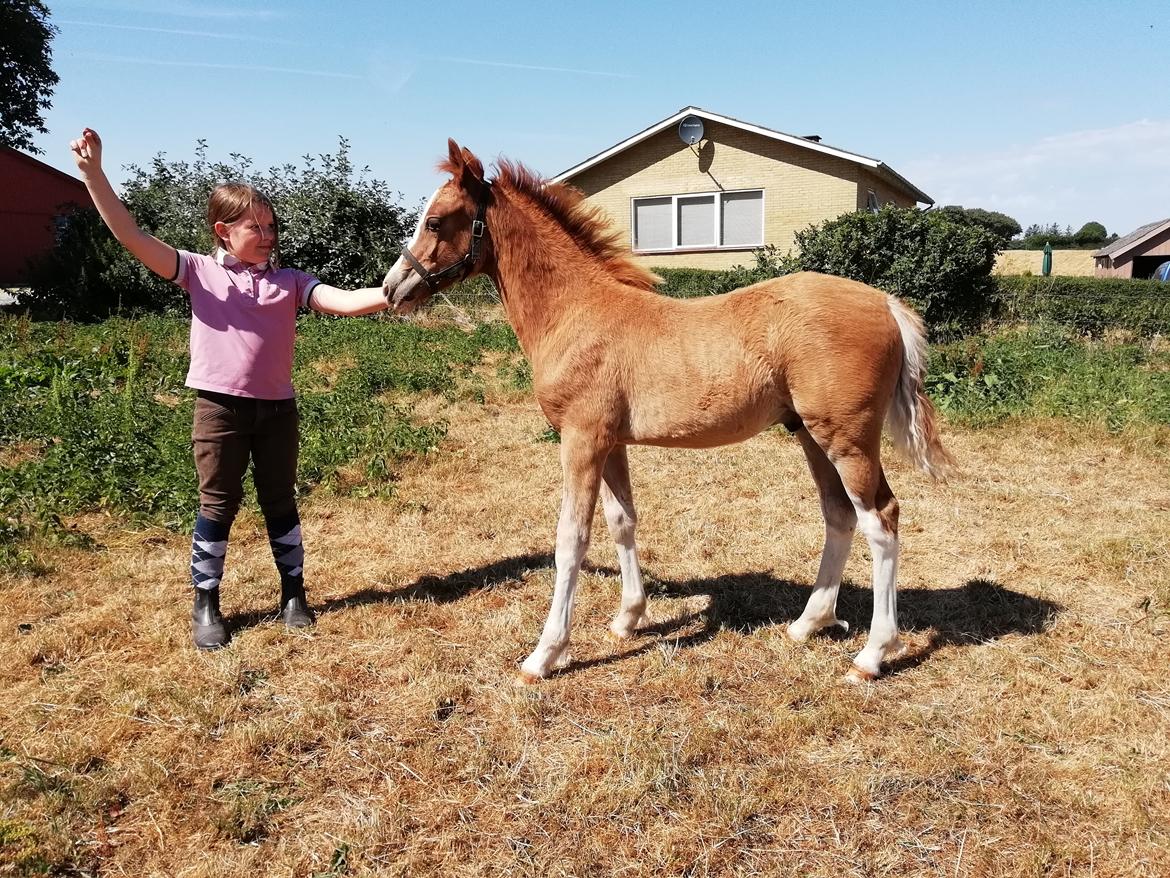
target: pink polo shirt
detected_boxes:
[172,249,320,400]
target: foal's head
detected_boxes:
[383,139,492,314]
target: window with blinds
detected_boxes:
[631,190,763,251]
[633,197,672,251]
[721,191,763,247]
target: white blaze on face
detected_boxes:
[384,186,443,295]
[406,187,441,253]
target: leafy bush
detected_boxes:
[993,276,1170,337]
[21,139,416,320]
[756,205,1004,336]
[261,141,414,290]
[933,205,1022,242]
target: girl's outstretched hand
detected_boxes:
[67,127,178,281]
[69,128,103,178]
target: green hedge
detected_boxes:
[993,276,1169,336]
[651,267,1169,338]
[651,266,768,298]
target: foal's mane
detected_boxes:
[441,156,660,291]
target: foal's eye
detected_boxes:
[425,217,441,232]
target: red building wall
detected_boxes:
[0,146,93,286]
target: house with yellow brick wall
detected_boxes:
[552,106,933,270]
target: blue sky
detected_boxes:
[31,0,1170,237]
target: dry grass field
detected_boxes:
[2,393,1168,876]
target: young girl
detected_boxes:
[70,128,390,650]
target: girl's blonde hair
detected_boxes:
[207,183,280,266]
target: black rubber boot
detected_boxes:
[191,587,228,650]
[280,581,313,629]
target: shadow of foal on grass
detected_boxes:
[565,572,1060,678]
[329,555,1060,679]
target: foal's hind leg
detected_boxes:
[600,445,647,640]
[787,428,856,643]
[828,448,907,682]
[518,429,607,683]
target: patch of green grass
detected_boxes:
[211,779,294,844]
[928,322,1170,428]
[3,313,1166,573]
[497,357,532,392]
[310,843,353,877]
[0,314,521,570]
[0,747,101,877]
[0,818,61,877]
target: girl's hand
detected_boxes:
[68,127,178,281]
[69,128,104,179]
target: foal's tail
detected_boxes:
[884,296,955,480]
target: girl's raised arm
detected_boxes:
[70,128,178,280]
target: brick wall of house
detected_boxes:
[856,169,916,211]
[565,121,905,270]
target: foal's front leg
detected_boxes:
[518,430,608,683]
[601,445,646,640]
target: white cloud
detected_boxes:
[427,56,634,79]
[904,119,1170,235]
[59,19,300,43]
[56,0,280,19]
[75,52,362,80]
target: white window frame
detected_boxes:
[630,189,765,253]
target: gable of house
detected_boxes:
[553,107,930,270]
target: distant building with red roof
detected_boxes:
[1093,218,1170,278]
[0,145,94,287]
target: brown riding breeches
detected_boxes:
[192,390,299,523]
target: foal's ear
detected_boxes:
[459,146,485,183]
[445,139,486,192]
[447,138,464,172]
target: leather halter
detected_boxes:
[399,182,491,292]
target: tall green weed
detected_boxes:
[928,322,1170,429]
[0,315,518,568]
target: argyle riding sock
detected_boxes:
[266,511,312,627]
[190,514,230,649]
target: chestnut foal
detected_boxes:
[383,140,952,684]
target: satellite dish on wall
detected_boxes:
[678,115,704,145]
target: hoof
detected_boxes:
[885,638,909,662]
[606,628,636,644]
[515,671,543,687]
[784,624,809,645]
[844,664,879,685]
[787,618,849,644]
